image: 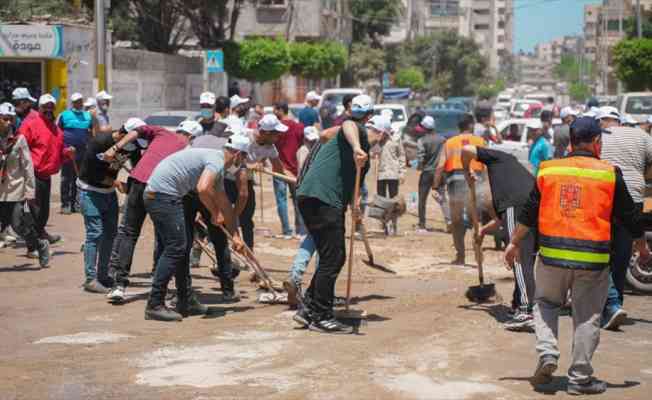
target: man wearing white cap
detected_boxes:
[105,119,199,303]
[526,118,552,176]
[76,117,146,294]
[19,93,75,248]
[58,92,93,214]
[554,106,578,158]
[0,102,50,268]
[222,94,250,132]
[143,137,248,321]
[416,115,449,233]
[298,90,321,128]
[600,106,652,330]
[368,114,405,235]
[94,90,113,134]
[293,94,379,333]
[11,87,38,130]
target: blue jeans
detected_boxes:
[273,178,306,236]
[144,193,189,307]
[602,219,635,319]
[79,189,118,284]
[290,234,317,284]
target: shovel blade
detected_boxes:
[465,283,496,303]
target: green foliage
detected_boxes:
[395,67,425,91]
[225,37,291,83]
[290,41,348,79]
[613,38,652,91]
[350,0,404,46]
[0,0,79,20]
[569,82,591,103]
[553,54,594,82]
[349,43,386,84]
[395,31,488,97]
[476,79,506,100]
[624,11,652,39]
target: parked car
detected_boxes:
[493,105,509,123]
[616,92,652,123]
[523,103,543,119]
[492,118,562,165]
[319,88,364,115]
[144,110,198,130]
[446,96,474,112]
[496,93,512,109]
[510,99,542,118]
[373,103,408,132]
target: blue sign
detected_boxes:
[205,49,224,73]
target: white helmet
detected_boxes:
[177,120,204,137]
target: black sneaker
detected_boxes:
[145,305,183,322]
[83,279,110,294]
[504,312,535,332]
[531,355,558,385]
[603,308,627,331]
[175,294,208,317]
[308,317,354,334]
[451,255,465,265]
[292,307,312,328]
[567,379,607,395]
[44,233,62,246]
[60,206,72,215]
[37,239,50,268]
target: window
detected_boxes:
[474,9,490,15]
[607,19,620,31]
[258,0,286,7]
[474,24,490,30]
[498,21,505,29]
[429,0,460,16]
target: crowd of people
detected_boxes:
[2,84,652,394]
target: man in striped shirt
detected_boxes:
[599,106,652,330]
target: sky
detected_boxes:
[514,0,602,53]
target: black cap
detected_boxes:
[540,110,553,122]
[570,116,609,143]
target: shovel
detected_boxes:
[465,177,496,303]
[358,220,396,274]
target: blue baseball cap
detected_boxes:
[570,116,610,142]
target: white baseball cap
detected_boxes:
[230,95,250,109]
[258,114,288,133]
[351,94,374,114]
[304,126,320,141]
[199,91,216,106]
[647,116,652,124]
[177,120,204,137]
[0,102,16,116]
[366,115,392,133]
[224,134,251,153]
[12,87,36,102]
[621,114,638,125]
[123,117,146,132]
[596,106,620,121]
[420,115,435,130]
[526,119,543,130]
[306,91,322,102]
[560,106,578,119]
[96,90,113,101]
[70,92,84,102]
[38,94,57,106]
[84,97,96,108]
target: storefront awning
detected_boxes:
[383,88,411,100]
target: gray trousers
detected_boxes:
[533,258,610,385]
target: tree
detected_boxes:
[175,0,247,48]
[613,38,652,91]
[476,79,506,100]
[349,0,404,47]
[569,82,591,103]
[396,31,488,97]
[624,10,652,39]
[225,37,291,83]
[290,41,348,80]
[349,43,385,83]
[553,54,594,82]
[395,67,425,91]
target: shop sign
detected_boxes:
[0,25,63,58]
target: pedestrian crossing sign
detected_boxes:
[205,49,224,73]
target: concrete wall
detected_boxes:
[109,48,203,125]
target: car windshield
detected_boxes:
[323,93,358,108]
[625,96,652,115]
[426,112,463,137]
[515,102,532,111]
[373,108,405,122]
[144,115,190,127]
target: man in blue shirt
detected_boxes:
[58,92,92,214]
[527,118,552,176]
[298,91,321,127]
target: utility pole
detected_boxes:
[617,0,623,94]
[95,0,107,92]
[637,0,643,38]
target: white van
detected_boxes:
[616,92,652,123]
[319,88,364,114]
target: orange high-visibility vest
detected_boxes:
[537,156,616,270]
[443,134,485,173]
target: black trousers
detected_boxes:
[418,171,434,227]
[377,179,399,198]
[0,201,39,250]
[224,179,255,249]
[109,179,148,287]
[60,144,85,209]
[28,176,51,238]
[299,197,346,320]
[182,192,232,281]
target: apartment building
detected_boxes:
[516,53,556,91]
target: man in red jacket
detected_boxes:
[18,94,74,249]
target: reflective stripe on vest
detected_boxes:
[443,134,485,172]
[537,156,615,270]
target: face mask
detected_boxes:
[99,103,109,112]
[200,108,213,119]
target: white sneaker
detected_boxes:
[107,286,126,303]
